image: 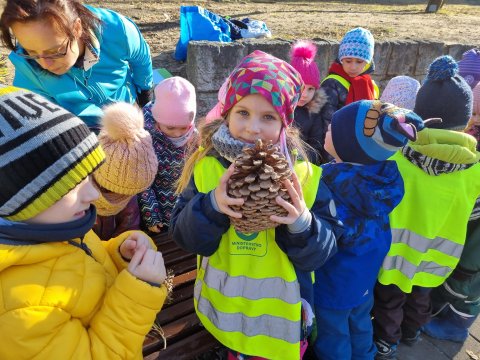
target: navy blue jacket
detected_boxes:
[314,161,404,309]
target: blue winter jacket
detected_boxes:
[170,155,342,272]
[314,161,404,309]
[9,6,153,129]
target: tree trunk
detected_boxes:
[425,0,445,13]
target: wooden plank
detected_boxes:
[163,248,196,267]
[156,298,194,324]
[172,269,197,287]
[144,329,220,360]
[170,257,196,274]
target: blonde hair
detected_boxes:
[176,116,312,194]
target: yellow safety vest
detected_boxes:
[322,74,380,99]
[378,151,480,293]
[193,156,321,359]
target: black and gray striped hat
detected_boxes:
[0,85,105,221]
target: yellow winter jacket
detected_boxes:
[0,230,167,360]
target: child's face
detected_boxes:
[156,123,191,138]
[298,85,316,107]
[228,94,283,144]
[324,124,341,162]
[341,57,368,77]
[25,176,99,224]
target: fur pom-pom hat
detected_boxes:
[289,40,320,88]
[414,55,473,131]
[94,102,158,196]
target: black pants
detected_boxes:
[372,282,432,344]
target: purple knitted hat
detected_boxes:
[458,48,480,89]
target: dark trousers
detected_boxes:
[372,283,432,344]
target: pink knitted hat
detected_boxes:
[289,40,320,88]
[152,76,196,127]
[380,76,420,110]
[205,78,229,124]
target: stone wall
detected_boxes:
[184,39,478,116]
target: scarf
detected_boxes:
[167,125,198,148]
[211,124,253,162]
[93,179,133,216]
[329,62,375,105]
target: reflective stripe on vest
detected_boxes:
[193,155,321,359]
[378,152,480,293]
[322,74,380,99]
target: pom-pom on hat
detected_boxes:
[94,102,158,196]
[458,48,480,89]
[152,76,196,127]
[380,76,421,110]
[338,27,374,63]
[289,40,321,88]
[222,50,304,127]
[0,85,105,221]
[331,100,425,165]
[414,55,473,131]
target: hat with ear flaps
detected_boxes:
[414,55,473,131]
[331,100,425,164]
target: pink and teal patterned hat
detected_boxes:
[221,50,304,127]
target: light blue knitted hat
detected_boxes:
[338,27,374,63]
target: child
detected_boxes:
[458,48,480,89]
[92,102,158,240]
[313,100,424,360]
[319,27,379,131]
[0,85,168,359]
[372,56,479,360]
[138,76,198,240]
[170,50,343,360]
[289,40,329,165]
[422,83,480,343]
[464,83,480,150]
[380,75,421,110]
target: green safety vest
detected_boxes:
[193,155,321,359]
[378,151,480,293]
[322,74,380,99]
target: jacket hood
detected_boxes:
[305,87,328,114]
[403,128,480,176]
[321,161,404,218]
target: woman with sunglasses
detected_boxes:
[0,0,154,131]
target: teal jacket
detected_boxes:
[9,6,153,129]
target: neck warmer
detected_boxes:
[0,205,96,245]
[94,189,132,216]
[167,126,198,148]
[329,62,376,105]
[212,123,253,162]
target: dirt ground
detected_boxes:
[1,0,480,84]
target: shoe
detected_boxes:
[423,306,477,343]
[401,327,421,345]
[374,338,397,360]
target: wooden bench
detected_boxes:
[142,236,221,359]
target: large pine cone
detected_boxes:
[227,139,292,233]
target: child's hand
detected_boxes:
[214,164,244,218]
[270,172,307,225]
[148,224,163,233]
[120,232,155,260]
[128,245,167,285]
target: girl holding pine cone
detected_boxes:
[170,50,344,360]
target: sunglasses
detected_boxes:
[15,37,70,60]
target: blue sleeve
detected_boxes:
[11,55,55,103]
[275,181,342,271]
[119,13,153,91]
[170,177,230,256]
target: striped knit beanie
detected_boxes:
[339,27,375,63]
[0,86,105,221]
[458,48,480,89]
